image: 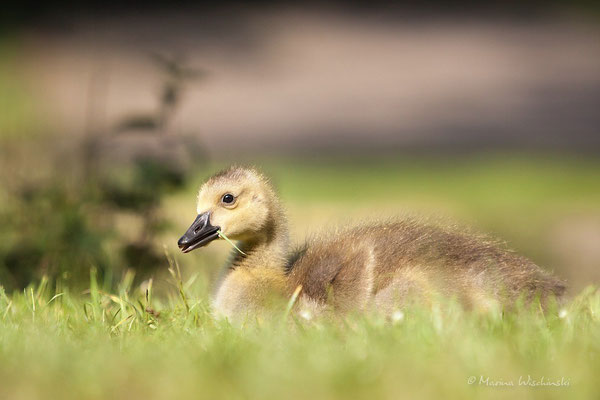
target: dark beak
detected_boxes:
[177,212,220,253]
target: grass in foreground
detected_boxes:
[0,271,599,400]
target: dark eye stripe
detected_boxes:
[222,193,235,204]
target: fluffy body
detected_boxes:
[287,221,565,317]
[187,166,565,321]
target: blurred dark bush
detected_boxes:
[0,181,111,289]
[0,54,206,292]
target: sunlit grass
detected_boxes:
[0,272,599,400]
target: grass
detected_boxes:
[0,271,599,400]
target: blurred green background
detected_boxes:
[1,2,599,296]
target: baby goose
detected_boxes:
[178,166,565,320]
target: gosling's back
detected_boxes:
[286,219,565,313]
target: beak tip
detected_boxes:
[177,212,219,254]
[177,234,193,250]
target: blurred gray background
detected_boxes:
[12,5,600,155]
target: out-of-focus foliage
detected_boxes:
[0,181,110,289]
[0,54,206,291]
[0,39,41,139]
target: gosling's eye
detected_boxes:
[221,193,235,205]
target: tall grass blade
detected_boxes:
[218,230,247,256]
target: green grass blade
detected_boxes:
[217,230,247,256]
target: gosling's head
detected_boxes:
[178,166,281,253]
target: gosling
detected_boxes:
[178,166,565,320]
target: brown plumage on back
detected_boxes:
[288,221,565,316]
[178,166,565,321]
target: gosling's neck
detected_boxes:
[213,213,290,320]
[228,212,289,273]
